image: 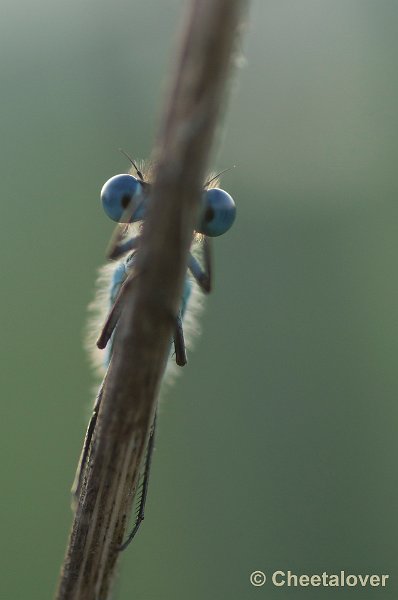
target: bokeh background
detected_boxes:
[2,0,398,598]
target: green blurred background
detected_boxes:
[1,0,398,598]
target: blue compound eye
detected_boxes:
[197,188,236,237]
[101,174,145,223]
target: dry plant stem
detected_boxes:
[55,0,247,598]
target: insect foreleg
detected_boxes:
[97,272,136,350]
[188,236,212,293]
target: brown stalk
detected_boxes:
[55,1,247,598]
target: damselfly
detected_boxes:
[73,158,236,550]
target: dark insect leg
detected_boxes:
[188,236,212,293]
[174,313,187,366]
[107,232,139,261]
[97,273,135,349]
[71,384,104,506]
[118,413,157,551]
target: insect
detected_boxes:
[73,157,236,550]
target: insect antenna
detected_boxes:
[118,148,145,181]
[204,165,236,188]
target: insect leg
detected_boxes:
[173,313,187,366]
[97,272,136,350]
[118,412,157,551]
[188,236,212,293]
[107,232,140,261]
